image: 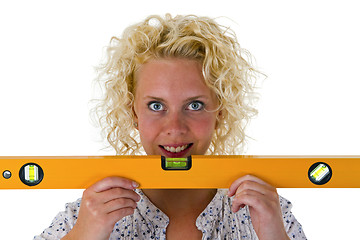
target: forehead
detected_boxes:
[134,58,212,98]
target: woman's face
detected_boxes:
[133,58,220,158]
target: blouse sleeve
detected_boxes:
[279,196,307,239]
[33,198,81,240]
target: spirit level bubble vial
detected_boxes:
[161,156,192,170]
[19,163,44,186]
[308,162,332,185]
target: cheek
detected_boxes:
[137,116,161,142]
[191,115,217,139]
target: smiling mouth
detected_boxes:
[160,143,193,153]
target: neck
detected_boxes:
[142,189,217,218]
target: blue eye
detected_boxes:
[148,101,164,111]
[187,101,204,111]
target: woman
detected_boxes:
[35,14,306,240]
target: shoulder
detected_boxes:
[50,197,82,225]
[33,198,81,240]
[278,195,294,214]
[277,195,307,239]
[56,198,82,224]
[64,198,82,214]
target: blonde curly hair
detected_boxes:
[93,14,260,155]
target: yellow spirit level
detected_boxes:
[1,155,359,189]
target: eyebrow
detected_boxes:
[143,95,209,103]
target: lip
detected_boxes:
[159,143,193,158]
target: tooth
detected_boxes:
[163,144,190,153]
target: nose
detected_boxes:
[163,111,188,136]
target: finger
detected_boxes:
[228,175,271,196]
[107,207,136,223]
[99,187,141,204]
[232,188,281,214]
[104,198,138,214]
[232,189,266,212]
[89,176,139,193]
[234,180,275,197]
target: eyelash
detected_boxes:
[147,101,204,112]
[148,101,164,111]
[186,101,204,111]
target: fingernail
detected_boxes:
[132,181,139,188]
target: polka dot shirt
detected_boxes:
[34,189,307,239]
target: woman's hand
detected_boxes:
[62,176,140,240]
[228,175,290,240]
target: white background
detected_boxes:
[1,0,359,239]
